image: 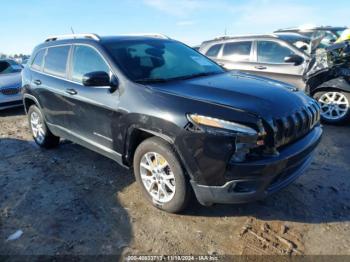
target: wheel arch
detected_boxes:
[23,94,42,114]
[310,77,350,96]
[123,126,175,167]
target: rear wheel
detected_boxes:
[133,137,191,213]
[313,90,350,124]
[28,105,60,148]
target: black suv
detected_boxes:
[22,33,322,213]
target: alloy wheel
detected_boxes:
[30,111,45,144]
[317,91,349,120]
[139,152,176,203]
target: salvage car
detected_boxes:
[22,34,322,213]
[275,25,347,45]
[0,59,23,110]
[304,35,350,124]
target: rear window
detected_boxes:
[43,46,70,77]
[222,41,252,61]
[31,49,46,71]
[0,61,22,74]
[205,44,222,57]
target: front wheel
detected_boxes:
[133,137,191,213]
[28,105,60,148]
[313,90,350,124]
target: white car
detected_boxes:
[0,59,23,110]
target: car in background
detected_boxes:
[275,25,347,46]
[0,59,23,110]
[199,33,310,90]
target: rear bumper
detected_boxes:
[0,100,23,110]
[0,93,23,110]
[191,125,322,206]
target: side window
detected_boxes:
[257,41,294,63]
[44,46,70,77]
[31,49,46,71]
[222,41,252,61]
[205,44,222,57]
[71,45,109,83]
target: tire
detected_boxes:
[28,105,60,148]
[313,90,350,125]
[133,137,191,213]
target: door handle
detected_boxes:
[34,79,42,85]
[254,65,267,70]
[65,88,77,95]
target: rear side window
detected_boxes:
[43,46,70,77]
[71,45,109,83]
[222,41,252,61]
[31,49,46,71]
[205,44,222,57]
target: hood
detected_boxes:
[151,71,313,120]
[0,72,22,88]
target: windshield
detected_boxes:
[0,60,22,75]
[104,39,224,83]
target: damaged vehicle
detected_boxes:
[0,59,23,110]
[22,34,322,213]
[304,33,350,124]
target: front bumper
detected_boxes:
[191,125,322,206]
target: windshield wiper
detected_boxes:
[170,72,221,81]
[134,72,222,84]
[134,78,168,83]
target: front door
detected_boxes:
[250,40,306,90]
[63,44,120,151]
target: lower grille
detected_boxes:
[0,87,21,96]
[269,101,321,148]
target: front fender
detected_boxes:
[311,77,350,95]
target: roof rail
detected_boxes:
[202,34,276,44]
[45,33,100,42]
[119,33,171,39]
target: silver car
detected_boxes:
[0,59,23,110]
[199,33,310,90]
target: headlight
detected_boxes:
[188,114,257,135]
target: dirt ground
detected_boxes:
[0,107,350,258]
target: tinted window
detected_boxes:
[205,44,222,57]
[222,41,252,61]
[31,49,45,70]
[257,41,294,63]
[44,46,70,77]
[104,40,224,82]
[71,45,109,83]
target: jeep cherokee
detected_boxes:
[22,33,322,213]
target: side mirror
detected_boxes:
[83,71,111,87]
[284,55,304,66]
[82,71,119,92]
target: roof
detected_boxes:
[34,33,173,52]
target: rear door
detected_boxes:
[250,40,305,89]
[63,44,120,150]
[215,40,256,73]
[30,45,72,127]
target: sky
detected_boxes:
[1,0,349,55]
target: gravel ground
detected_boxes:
[0,107,350,258]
